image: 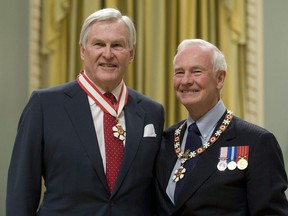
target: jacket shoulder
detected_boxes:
[232,116,270,135]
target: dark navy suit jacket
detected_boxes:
[156,115,288,216]
[6,80,164,216]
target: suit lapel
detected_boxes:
[111,91,145,195]
[63,82,108,191]
[174,114,237,211]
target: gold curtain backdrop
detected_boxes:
[40,0,246,128]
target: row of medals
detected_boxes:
[217,156,248,171]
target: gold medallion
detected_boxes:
[237,158,248,170]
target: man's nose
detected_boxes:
[182,72,194,84]
[103,46,113,59]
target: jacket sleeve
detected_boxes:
[246,131,288,215]
[6,92,44,216]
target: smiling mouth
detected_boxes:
[99,63,117,68]
[181,89,199,93]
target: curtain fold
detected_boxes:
[40,0,246,128]
[219,0,246,117]
[40,0,69,85]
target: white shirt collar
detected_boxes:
[84,71,123,106]
[187,100,226,139]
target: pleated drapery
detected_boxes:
[39,0,246,127]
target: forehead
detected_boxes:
[174,45,212,66]
[87,19,129,40]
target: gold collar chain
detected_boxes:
[173,110,233,182]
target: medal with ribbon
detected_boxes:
[218,145,249,171]
[77,71,128,141]
[217,147,228,171]
[237,145,249,170]
[227,146,237,170]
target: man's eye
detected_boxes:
[174,71,184,76]
[193,70,202,74]
[94,43,105,48]
[112,44,124,50]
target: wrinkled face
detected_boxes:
[173,45,225,117]
[80,19,135,92]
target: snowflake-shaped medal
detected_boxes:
[173,166,186,182]
[113,123,126,141]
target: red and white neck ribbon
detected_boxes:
[77,71,128,118]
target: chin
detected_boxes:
[181,98,200,106]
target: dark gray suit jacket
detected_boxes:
[156,115,288,216]
[7,80,164,216]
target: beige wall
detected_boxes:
[0,0,288,215]
[263,0,288,193]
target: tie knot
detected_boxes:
[188,123,201,136]
[104,92,116,104]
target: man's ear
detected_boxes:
[129,46,136,63]
[80,45,85,60]
[216,70,226,90]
